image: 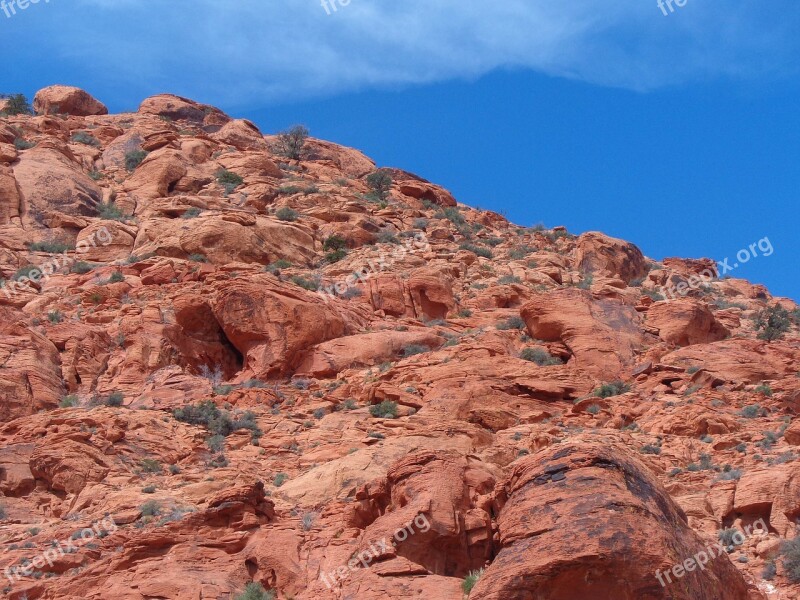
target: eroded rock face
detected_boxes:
[473,438,754,600]
[33,85,108,116]
[576,231,649,284]
[647,299,730,346]
[520,288,645,377]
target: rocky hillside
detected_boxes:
[0,85,798,600]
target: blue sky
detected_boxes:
[1,0,798,299]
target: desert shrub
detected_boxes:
[273,124,309,160]
[498,274,521,285]
[576,274,594,290]
[97,202,127,221]
[413,218,428,229]
[462,569,484,594]
[642,289,665,301]
[497,316,526,330]
[290,275,319,291]
[377,230,399,245]
[276,207,299,222]
[140,500,160,517]
[753,305,791,341]
[402,344,428,358]
[182,207,202,219]
[47,310,63,324]
[369,401,398,419]
[325,249,347,263]
[586,404,601,415]
[718,528,743,551]
[60,395,79,408]
[520,348,562,366]
[188,253,208,263]
[755,383,773,397]
[273,473,288,487]
[323,235,347,251]
[125,149,148,171]
[70,261,94,274]
[781,537,800,582]
[234,582,275,600]
[140,458,162,474]
[71,132,101,147]
[265,259,292,273]
[716,468,743,481]
[366,169,393,201]
[301,512,317,531]
[640,444,661,455]
[0,93,33,116]
[105,392,124,407]
[142,485,156,494]
[28,240,74,253]
[593,381,631,398]
[14,137,35,150]
[740,404,764,419]
[762,561,777,580]
[216,169,244,194]
[108,271,125,283]
[459,243,493,259]
[341,286,363,299]
[509,245,534,259]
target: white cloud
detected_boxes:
[19,0,800,107]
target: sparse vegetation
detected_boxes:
[105,392,124,407]
[0,93,33,116]
[273,124,309,160]
[47,310,63,324]
[593,381,631,398]
[520,348,562,366]
[753,305,791,341]
[366,169,393,201]
[140,500,160,517]
[125,149,148,171]
[740,404,765,419]
[14,137,35,150]
[402,344,428,358]
[234,582,275,600]
[462,569,484,595]
[28,240,74,253]
[276,207,299,222]
[97,202,127,221]
[273,473,288,487]
[780,537,800,583]
[216,169,244,194]
[71,132,101,147]
[60,394,79,408]
[140,459,162,474]
[459,242,493,259]
[290,275,319,291]
[497,316,526,330]
[369,401,399,419]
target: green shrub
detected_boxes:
[140,458,162,474]
[182,207,202,219]
[497,316,526,330]
[125,149,148,171]
[47,310,63,324]
[586,404,601,415]
[273,473,288,487]
[14,137,35,150]
[60,394,79,408]
[593,381,631,398]
[366,169,393,201]
[216,169,244,194]
[459,243,492,259]
[142,485,156,494]
[462,569,484,595]
[102,392,124,407]
[781,537,800,582]
[323,235,347,251]
[290,275,319,291]
[140,500,160,517]
[498,274,521,285]
[0,93,33,116]
[207,434,225,453]
[265,259,292,273]
[740,404,764,419]
[718,528,743,551]
[71,132,101,147]
[273,124,309,160]
[188,253,208,263]
[369,401,399,419]
[753,305,791,341]
[276,207,299,222]
[173,400,262,441]
[402,344,428,358]
[755,383,773,397]
[13,264,39,280]
[97,202,127,221]
[108,271,125,283]
[520,348,562,366]
[28,240,74,253]
[70,261,95,274]
[234,582,275,600]
[325,249,347,263]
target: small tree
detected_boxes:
[753,305,791,341]
[366,169,393,201]
[273,125,309,160]
[0,93,33,116]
